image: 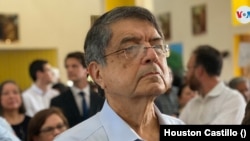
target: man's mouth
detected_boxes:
[142,71,161,77]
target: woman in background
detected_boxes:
[0,80,31,141]
[27,107,68,141]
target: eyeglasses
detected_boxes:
[103,44,170,60]
[40,123,66,134]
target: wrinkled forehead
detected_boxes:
[109,18,162,43]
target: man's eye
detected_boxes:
[124,45,137,52]
[153,45,162,49]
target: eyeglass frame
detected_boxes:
[103,44,170,59]
[39,123,66,134]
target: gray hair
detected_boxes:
[83,6,164,66]
[228,77,248,89]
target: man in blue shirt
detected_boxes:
[55,6,184,141]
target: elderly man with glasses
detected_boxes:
[54,6,184,141]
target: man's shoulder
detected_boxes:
[49,89,60,95]
[223,88,246,105]
[52,89,72,99]
[54,113,104,141]
[22,87,33,97]
[222,86,245,99]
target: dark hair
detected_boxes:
[0,80,26,115]
[84,6,163,66]
[29,59,48,81]
[27,107,69,141]
[65,51,86,68]
[193,45,222,76]
[228,77,248,89]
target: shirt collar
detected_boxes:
[100,100,168,141]
[198,81,225,99]
[71,85,90,97]
[100,101,142,141]
[31,84,43,95]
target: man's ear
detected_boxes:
[88,62,104,89]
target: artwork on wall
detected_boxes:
[238,42,250,67]
[167,43,184,78]
[158,12,171,40]
[191,4,206,35]
[0,14,19,43]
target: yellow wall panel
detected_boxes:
[0,49,57,91]
[105,0,135,11]
[233,35,241,76]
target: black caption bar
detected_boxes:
[160,125,250,140]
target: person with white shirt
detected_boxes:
[54,6,184,141]
[179,45,246,124]
[0,116,20,141]
[22,59,59,117]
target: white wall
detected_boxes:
[153,0,250,82]
[1,0,249,82]
[0,0,104,82]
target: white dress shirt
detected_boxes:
[71,85,90,115]
[54,100,184,141]
[179,81,246,124]
[22,84,59,117]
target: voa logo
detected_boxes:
[236,6,250,24]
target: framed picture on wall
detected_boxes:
[168,43,184,75]
[191,4,206,35]
[0,13,19,43]
[158,12,171,40]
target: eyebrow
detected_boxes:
[119,36,163,46]
[120,36,140,45]
[150,37,163,42]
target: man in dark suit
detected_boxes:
[50,51,104,128]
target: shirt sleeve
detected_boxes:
[0,117,20,141]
